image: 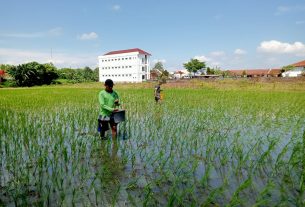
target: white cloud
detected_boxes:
[47,27,63,36]
[193,55,210,62]
[296,20,305,25]
[275,6,291,15]
[192,55,224,68]
[78,32,98,40]
[0,48,98,68]
[112,4,121,11]
[257,40,305,56]
[153,59,166,64]
[275,5,305,15]
[234,49,247,55]
[210,51,225,57]
[0,32,43,38]
[0,27,63,38]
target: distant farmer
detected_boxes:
[98,79,120,140]
[154,82,163,103]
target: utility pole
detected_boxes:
[50,48,53,64]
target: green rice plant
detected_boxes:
[0,81,304,205]
[228,176,252,206]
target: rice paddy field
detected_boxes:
[0,79,305,206]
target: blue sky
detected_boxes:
[0,0,305,71]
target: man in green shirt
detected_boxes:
[98,79,120,140]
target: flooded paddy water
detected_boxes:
[0,81,304,206]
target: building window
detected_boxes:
[142,75,145,79]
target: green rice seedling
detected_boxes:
[201,186,224,207]
[228,176,252,206]
[0,81,304,205]
[253,180,275,207]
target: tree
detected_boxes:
[242,70,247,77]
[206,67,215,75]
[93,67,99,81]
[153,62,164,72]
[159,70,170,83]
[0,64,13,83]
[8,62,58,86]
[282,65,295,72]
[42,63,59,84]
[82,66,97,81]
[183,59,205,76]
[57,66,98,83]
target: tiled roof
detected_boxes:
[228,69,281,75]
[268,69,282,75]
[104,48,151,56]
[291,60,305,67]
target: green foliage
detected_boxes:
[0,80,17,87]
[152,62,169,81]
[159,70,170,83]
[8,62,58,86]
[153,61,164,72]
[0,64,14,84]
[206,67,212,75]
[0,64,14,72]
[183,59,205,75]
[282,65,295,72]
[57,66,98,83]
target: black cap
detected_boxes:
[105,79,114,87]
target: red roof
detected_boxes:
[268,69,282,75]
[104,48,151,56]
[228,69,281,76]
[174,70,185,74]
[291,60,305,67]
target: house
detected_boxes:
[267,69,282,77]
[98,48,151,83]
[228,69,281,77]
[282,60,305,77]
[150,69,162,80]
[173,69,191,79]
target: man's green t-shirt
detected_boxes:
[98,90,119,117]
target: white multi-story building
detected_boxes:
[98,48,151,83]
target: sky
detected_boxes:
[0,0,305,71]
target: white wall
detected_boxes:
[282,70,303,77]
[98,51,150,83]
